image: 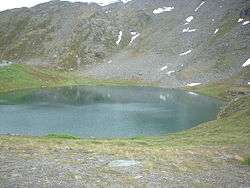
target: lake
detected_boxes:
[0,86,223,138]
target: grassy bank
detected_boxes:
[185,69,250,102]
[0,64,152,93]
[186,83,250,102]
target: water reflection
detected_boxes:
[0,86,223,138]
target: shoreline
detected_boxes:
[0,65,249,187]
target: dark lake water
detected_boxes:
[0,86,223,138]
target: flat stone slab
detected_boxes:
[108,160,141,168]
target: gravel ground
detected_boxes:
[0,143,249,188]
[82,52,185,88]
[81,50,243,88]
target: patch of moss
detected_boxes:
[241,157,250,166]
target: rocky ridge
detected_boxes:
[0,0,249,87]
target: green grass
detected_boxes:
[0,64,154,93]
[241,157,250,166]
[0,64,63,92]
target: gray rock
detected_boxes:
[108,160,141,167]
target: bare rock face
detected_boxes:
[0,0,249,86]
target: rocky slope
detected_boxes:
[0,0,249,87]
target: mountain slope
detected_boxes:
[0,0,249,87]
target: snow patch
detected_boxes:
[116,31,123,45]
[185,16,194,24]
[186,83,201,87]
[188,92,198,96]
[186,16,194,23]
[214,28,219,34]
[160,65,168,71]
[179,50,192,56]
[195,1,205,12]
[105,10,112,14]
[248,82,250,85]
[153,7,174,14]
[242,21,250,26]
[167,70,175,76]
[238,18,244,23]
[242,58,250,67]
[160,95,166,101]
[183,27,197,33]
[129,32,140,45]
[107,60,112,64]
[120,0,133,3]
[0,61,13,68]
